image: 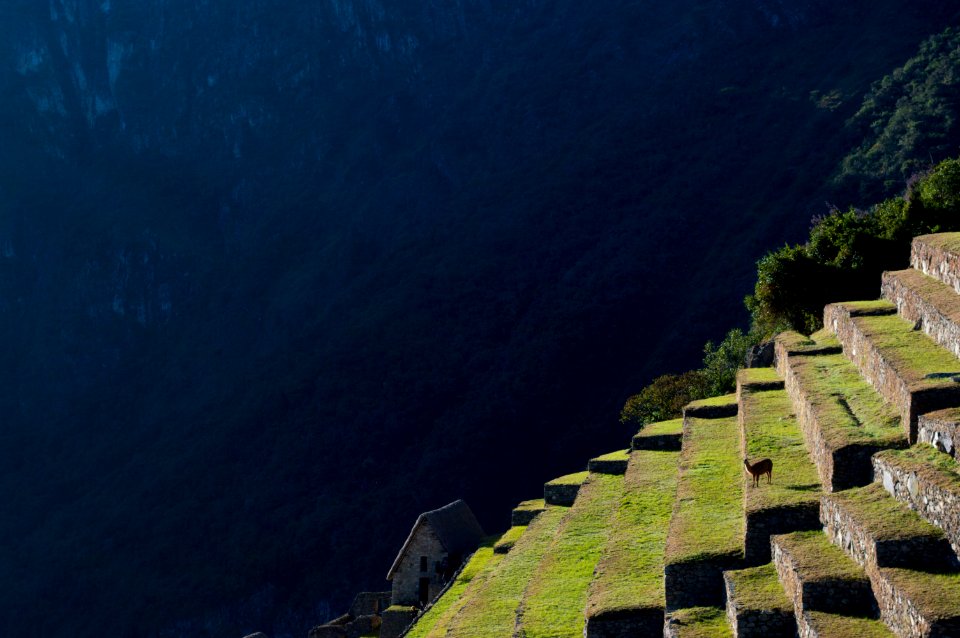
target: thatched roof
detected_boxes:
[386,500,485,580]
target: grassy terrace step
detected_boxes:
[774,331,906,491]
[665,415,744,610]
[723,564,795,638]
[798,611,893,638]
[883,268,960,359]
[441,506,568,638]
[587,449,630,475]
[512,499,546,526]
[632,418,683,451]
[825,300,960,442]
[584,447,680,637]
[774,329,841,362]
[406,541,503,638]
[873,445,960,554]
[821,483,957,572]
[737,367,784,391]
[493,526,527,554]
[685,393,739,418]
[516,473,624,638]
[664,607,732,638]
[912,233,960,294]
[771,531,877,617]
[544,471,588,506]
[737,370,822,564]
[919,408,960,460]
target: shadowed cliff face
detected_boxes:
[0,1,957,636]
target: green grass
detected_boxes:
[724,563,792,613]
[687,393,738,409]
[917,232,960,254]
[586,448,680,618]
[666,607,732,637]
[847,311,960,387]
[776,330,839,355]
[443,506,568,638]
[809,328,841,348]
[804,612,893,637]
[887,269,960,321]
[739,387,821,512]
[590,449,631,463]
[738,367,782,386]
[517,474,625,638]
[666,416,744,565]
[787,352,905,449]
[773,531,867,582]
[405,541,502,638]
[513,499,546,513]
[836,299,897,315]
[874,444,960,491]
[637,418,684,437]
[493,526,527,553]
[546,471,589,487]
[386,605,418,613]
[827,483,948,542]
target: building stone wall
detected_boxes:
[391,524,447,606]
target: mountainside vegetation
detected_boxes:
[2,2,960,637]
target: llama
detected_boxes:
[744,457,773,487]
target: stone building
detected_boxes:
[386,500,485,607]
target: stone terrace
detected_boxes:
[664,414,744,611]
[774,331,906,491]
[824,300,960,442]
[737,369,821,565]
[911,233,960,294]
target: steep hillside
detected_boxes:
[1,2,959,636]
[385,231,960,638]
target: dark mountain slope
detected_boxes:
[0,1,958,636]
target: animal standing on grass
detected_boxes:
[744,457,773,487]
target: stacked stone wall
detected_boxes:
[632,432,681,451]
[912,237,960,294]
[723,576,795,638]
[820,494,956,573]
[824,304,919,442]
[380,608,418,638]
[743,504,820,566]
[772,538,876,617]
[543,482,580,506]
[882,271,960,358]
[349,592,391,617]
[584,608,663,638]
[873,455,960,555]
[664,557,740,611]
[919,411,960,459]
[778,353,879,491]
